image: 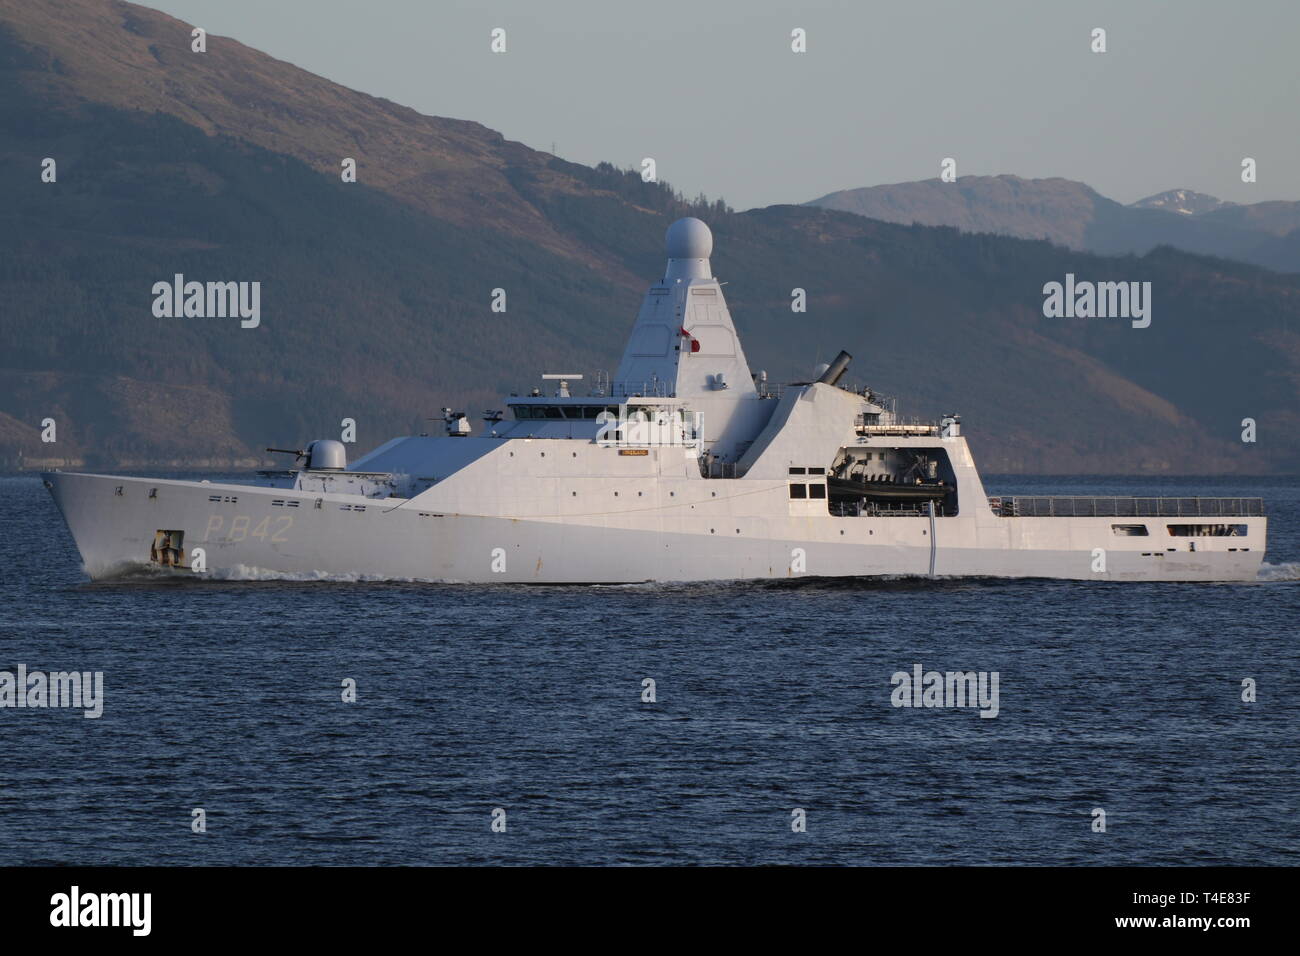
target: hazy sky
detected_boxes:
[138,0,1300,210]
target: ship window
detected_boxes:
[808,467,825,475]
[789,467,806,475]
[809,484,826,499]
[513,404,616,420]
[1111,524,1149,536]
[1167,524,1247,536]
[789,484,807,499]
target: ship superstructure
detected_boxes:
[44,218,1266,582]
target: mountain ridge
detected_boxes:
[808,174,1300,273]
[2,0,1298,475]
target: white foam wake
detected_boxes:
[211,563,445,583]
[92,561,449,584]
[1256,561,1300,582]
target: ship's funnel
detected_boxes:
[816,350,852,387]
[665,217,712,281]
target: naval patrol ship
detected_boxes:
[44,218,1266,583]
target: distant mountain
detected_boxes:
[2,0,1298,475]
[1130,189,1231,216]
[808,175,1300,273]
[807,176,1103,248]
[1201,200,1300,239]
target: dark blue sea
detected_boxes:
[1,473,1296,866]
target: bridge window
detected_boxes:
[1167,524,1247,536]
[511,404,619,420]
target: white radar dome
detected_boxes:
[665,217,713,260]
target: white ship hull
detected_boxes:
[44,471,1266,583]
[42,219,1270,585]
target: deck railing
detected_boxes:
[701,460,743,479]
[855,418,941,436]
[988,496,1265,518]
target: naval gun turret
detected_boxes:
[266,439,347,470]
[441,408,471,437]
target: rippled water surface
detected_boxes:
[1,473,1296,865]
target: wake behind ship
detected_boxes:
[44,219,1266,583]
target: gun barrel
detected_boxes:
[816,350,852,387]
